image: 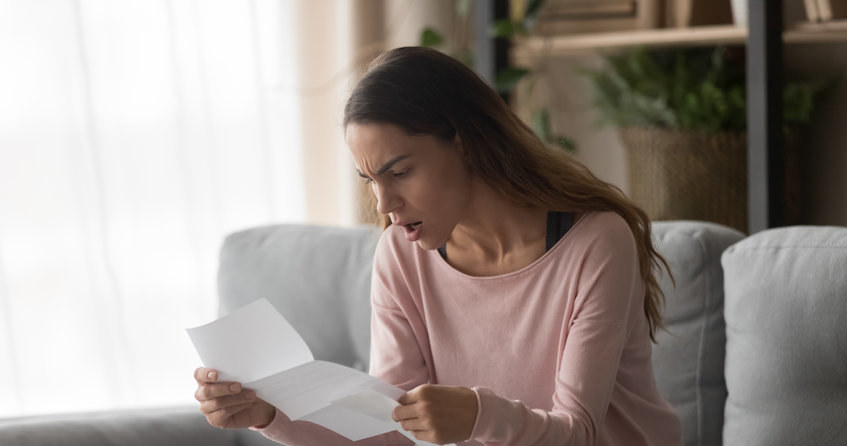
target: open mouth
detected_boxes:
[401,221,423,242]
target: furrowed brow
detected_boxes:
[356,155,411,179]
[375,155,410,176]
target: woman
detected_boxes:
[194,46,682,446]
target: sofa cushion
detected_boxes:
[721,226,847,446]
[218,224,381,371]
[651,221,745,446]
[0,406,236,446]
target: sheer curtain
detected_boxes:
[0,0,453,417]
[0,0,354,417]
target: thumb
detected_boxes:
[397,391,414,405]
[397,384,425,405]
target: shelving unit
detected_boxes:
[512,21,847,64]
[510,5,847,233]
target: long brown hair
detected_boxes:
[344,46,670,341]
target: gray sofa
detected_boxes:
[2,221,845,446]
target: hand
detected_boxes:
[194,367,276,429]
[392,384,478,445]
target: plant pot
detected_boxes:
[619,127,802,232]
[620,127,749,231]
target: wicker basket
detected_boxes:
[619,127,749,231]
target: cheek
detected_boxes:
[428,172,470,218]
[442,161,472,201]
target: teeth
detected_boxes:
[410,222,422,229]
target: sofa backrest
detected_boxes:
[651,221,745,446]
[218,224,380,371]
[721,226,847,446]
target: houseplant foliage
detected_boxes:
[583,46,826,230]
[583,46,824,132]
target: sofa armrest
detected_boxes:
[0,406,237,446]
[722,226,847,446]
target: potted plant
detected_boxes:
[583,46,825,231]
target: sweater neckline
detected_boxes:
[428,212,588,281]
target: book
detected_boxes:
[805,0,821,22]
[666,0,733,28]
[817,0,847,20]
[532,0,640,35]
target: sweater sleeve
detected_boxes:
[468,218,642,446]
[367,239,431,390]
[251,409,413,445]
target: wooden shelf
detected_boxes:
[513,21,847,64]
[788,19,847,41]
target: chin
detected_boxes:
[415,233,447,251]
[415,239,438,251]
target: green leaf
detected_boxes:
[455,48,474,68]
[494,67,529,93]
[531,108,552,141]
[524,0,545,28]
[490,19,524,38]
[419,28,444,47]
[553,135,577,152]
[582,45,826,133]
[582,46,754,131]
[530,108,576,152]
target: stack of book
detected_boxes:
[531,0,657,35]
[665,0,732,28]
[804,0,847,22]
[531,0,733,36]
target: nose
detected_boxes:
[373,182,401,215]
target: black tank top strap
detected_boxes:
[437,211,573,261]
[546,211,574,251]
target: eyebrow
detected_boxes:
[356,154,411,178]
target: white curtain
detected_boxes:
[0,0,351,417]
[0,0,454,417]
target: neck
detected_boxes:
[447,178,547,263]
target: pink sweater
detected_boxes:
[257,212,682,445]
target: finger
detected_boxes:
[206,401,253,429]
[399,417,428,432]
[397,392,413,405]
[199,390,257,414]
[195,382,244,401]
[194,367,218,383]
[398,385,426,404]
[392,402,420,422]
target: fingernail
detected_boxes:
[230,383,241,392]
[207,371,216,380]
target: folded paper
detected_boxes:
[187,298,444,444]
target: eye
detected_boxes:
[392,169,408,179]
[362,177,374,185]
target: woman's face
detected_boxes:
[346,122,472,250]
